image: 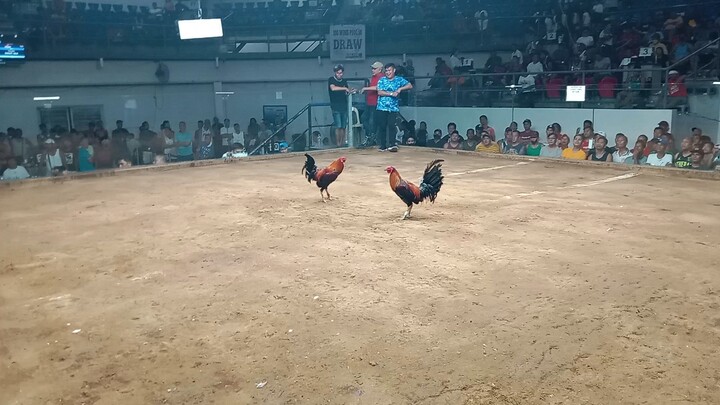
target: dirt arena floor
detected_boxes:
[1,149,719,405]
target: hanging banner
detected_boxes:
[329,25,365,61]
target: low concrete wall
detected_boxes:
[2,146,718,191]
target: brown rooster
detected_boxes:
[302,153,346,202]
[386,159,444,219]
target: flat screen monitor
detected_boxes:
[0,42,25,64]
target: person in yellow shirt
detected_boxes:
[562,134,588,160]
[475,132,501,153]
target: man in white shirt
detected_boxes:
[1,157,30,180]
[646,140,673,166]
[449,49,461,70]
[576,29,595,48]
[526,53,544,74]
[220,118,233,154]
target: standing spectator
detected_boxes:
[518,119,539,144]
[193,120,204,154]
[360,61,384,147]
[95,121,109,140]
[328,64,355,147]
[540,132,562,158]
[94,138,114,169]
[478,115,495,140]
[666,71,688,109]
[246,118,259,151]
[415,121,428,147]
[175,121,194,162]
[220,118,233,155]
[231,123,244,146]
[77,137,95,172]
[197,132,214,160]
[43,139,68,176]
[1,156,30,181]
[375,63,412,151]
[111,120,131,164]
[36,124,50,145]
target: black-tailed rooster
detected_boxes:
[386,159,444,219]
[302,153,346,202]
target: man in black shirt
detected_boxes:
[328,64,356,147]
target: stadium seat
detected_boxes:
[598,76,618,99]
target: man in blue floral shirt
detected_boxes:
[368,63,413,151]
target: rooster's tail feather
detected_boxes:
[419,159,444,203]
[302,153,317,183]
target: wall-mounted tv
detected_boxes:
[0,42,26,64]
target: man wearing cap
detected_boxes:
[360,61,384,147]
[372,63,413,151]
[475,132,501,153]
[328,64,356,147]
[645,139,673,166]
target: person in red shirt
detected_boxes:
[360,61,384,147]
[666,70,688,109]
[518,119,539,144]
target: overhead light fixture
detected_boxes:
[33,96,60,101]
[215,91,235,95]
[712,81,720,85]
[178,18,223,40]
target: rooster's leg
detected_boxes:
[402,205,413,220]
[325,190,333,201]
[320,189,327,203]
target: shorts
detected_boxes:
[332,110,348,128]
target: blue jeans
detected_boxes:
[332,110,348,129]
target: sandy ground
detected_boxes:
[1,149,719,405]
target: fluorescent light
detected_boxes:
[178,18,223,40]
[215,91,235,95]
[713,81,720,85]
[33,96,60,101]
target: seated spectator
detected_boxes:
[624,140,648,164]
[526,132,543,156]
[689,149,709,170]
[502,130,526,155]
[405,137,417,146]
[526,53,544,75]
[462,129,479,151]
[646,140,673,166]
[540,133,562,158]
[77,137,95,172]
[587,135,613,162]
[612,134,632,163]
[197,133,214,160]
[673,137,693,169]
[562,135,587,160]
[592,54,612,71]
[444,131,463,150]
[475,133,501,153]
[701,142,717,169]
[427,129,446,148]
[1,156,30,181]
[559,134,571,150]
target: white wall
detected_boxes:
[0,84,214,138]
[672,94,720,143]
[401,107,675,146]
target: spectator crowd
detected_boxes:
[375,115,719,171]
[0,117,296,180]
